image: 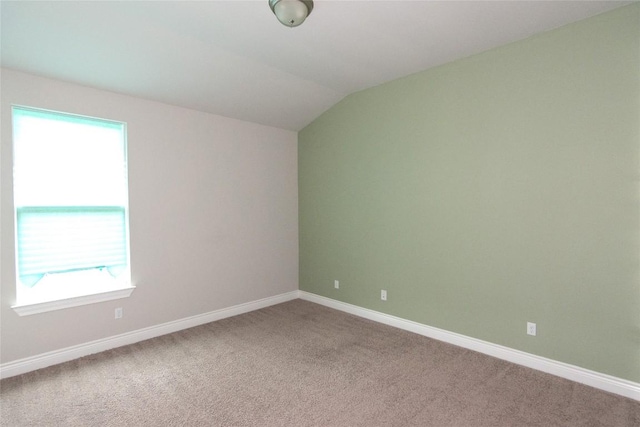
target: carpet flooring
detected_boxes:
[1,299,639,426]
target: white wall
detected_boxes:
[0,68,299,363]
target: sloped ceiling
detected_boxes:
[0,1,631,131]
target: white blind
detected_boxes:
[12,106,129,287]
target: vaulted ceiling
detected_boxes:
[1,1,631,131]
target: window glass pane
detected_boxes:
[13,107,127,207]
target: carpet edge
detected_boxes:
[0,291,299,379]
[298,291,640,402]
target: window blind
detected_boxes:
[17,207,127,286]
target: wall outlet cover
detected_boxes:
[527,322,536,336]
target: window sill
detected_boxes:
[11,285,136,316]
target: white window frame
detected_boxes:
[10,105,135,316]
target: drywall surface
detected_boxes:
[299,4,640,382]
[1,69,298,363]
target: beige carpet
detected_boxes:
[1,299,639,426]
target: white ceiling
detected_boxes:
[1,0,632,131]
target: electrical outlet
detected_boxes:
[334,280,339,289]
[527,322,536,336]
[115,307,123,319]
[381,290,387,301]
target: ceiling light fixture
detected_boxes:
[269,0,314,28]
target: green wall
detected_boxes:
[299,4,640,382]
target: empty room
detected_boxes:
[1,1,639,425]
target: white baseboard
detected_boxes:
[0,291,299,380]
[3,290,638,402]
[298,291,640,402]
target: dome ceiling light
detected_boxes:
[269,0,314,28]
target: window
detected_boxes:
[11,106,134,315]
